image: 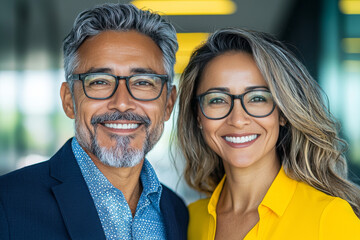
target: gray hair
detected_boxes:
[63,3,178,92]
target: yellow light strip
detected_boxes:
[131,0,236,15]
[342,38,360,53]
[339,0,360,14]
[175,33,209,74]
[343,60,360,72]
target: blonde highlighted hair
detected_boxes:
[176,28,360,217]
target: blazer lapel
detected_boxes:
[161,198,180,240]
[50,139,106,240]
[160,186,188,240]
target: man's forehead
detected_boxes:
[75,30,165,74]
[78,30,160,52]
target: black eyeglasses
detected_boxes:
[69,73,168,101]
[196,90,276,120]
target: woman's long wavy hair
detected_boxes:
[176,28,360,217]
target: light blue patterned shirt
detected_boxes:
[71,138,166,240]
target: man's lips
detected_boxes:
[99,121,142,130]
[90,111,151,128]
[103,122,140,130]
[223,134,259,144]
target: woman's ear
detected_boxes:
[197,115,203,130]
[279,115,287,126]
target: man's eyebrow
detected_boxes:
[130,68,158,74]
[84,67,159,75]
[85,67,112,74]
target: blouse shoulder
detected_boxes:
[319,197,360,239]
[188,198,210,215]
[188,198,211,240]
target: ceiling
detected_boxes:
[0,0,296,70]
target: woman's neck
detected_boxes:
[218,158,281,214]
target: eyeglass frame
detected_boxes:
[196,90,276,120]
[69,72,169,101]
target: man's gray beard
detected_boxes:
[75,118,163,168]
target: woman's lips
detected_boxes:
[224,134,258,144]
[222,134,259,147]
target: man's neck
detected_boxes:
[92,156,144,216]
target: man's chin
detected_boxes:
[94,144,145,168]
[100,158,144,168]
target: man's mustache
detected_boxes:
[90,111,151,128]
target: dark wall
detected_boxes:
[279,0,321,80]
[278,0,360,184]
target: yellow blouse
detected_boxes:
[188,167,360,240]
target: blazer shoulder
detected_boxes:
[161,184,187,209]
[0,139,74,196]
[0,160,55,202]
[0,160,51,185]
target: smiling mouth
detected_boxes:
[224,134,258,144]
[103,123,140,130]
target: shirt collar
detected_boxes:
[139,158,163,207]
[207,166,297,218]
[208,175,226,217]
[72,138,113,197]
[260,166,298,217]
[71,138,163,205]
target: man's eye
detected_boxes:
[89,80,109,85]
[132,79,156,87]
[134,80,153,86]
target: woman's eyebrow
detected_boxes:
[245,85,269,91]
[205,86,269,92]
[205,87,230,92]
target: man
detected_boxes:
[0,4,188,240]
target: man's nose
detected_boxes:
[107,81,137,112]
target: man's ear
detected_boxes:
[60,82,75,119]
[164,86,177,121]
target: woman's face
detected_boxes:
[196,51,284,171]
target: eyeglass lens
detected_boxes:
[200,90,274,119]
[82,74,164,100]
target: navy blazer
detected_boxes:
[0,139,188,240]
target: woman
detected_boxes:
[176,28,360,239]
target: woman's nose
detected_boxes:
[226,99,251,127]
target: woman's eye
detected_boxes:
[250,96,267,102]
[209,98,227,104]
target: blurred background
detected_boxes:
[0,0,359,203]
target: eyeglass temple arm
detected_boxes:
[67,74,81,81]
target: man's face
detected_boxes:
[60,30,176,168]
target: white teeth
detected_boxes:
[104,123,139,129]
[225,134,258,144]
